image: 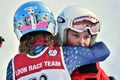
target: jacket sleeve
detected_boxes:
[89,41,110,62]
[6,59,13,80]
[62,41,110,74]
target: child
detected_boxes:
[6,1,110,80]
[57,6,112,80]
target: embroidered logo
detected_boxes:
[48,50,58,56]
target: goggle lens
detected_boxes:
[72,16,100,34]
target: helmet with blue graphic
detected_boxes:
[14,1,56,41]
[57,6,100,45]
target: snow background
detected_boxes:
[0,0,120,80]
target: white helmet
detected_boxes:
[57,6,100,45]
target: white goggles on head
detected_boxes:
[71,16,100,35]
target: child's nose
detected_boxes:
[77,38,84,46]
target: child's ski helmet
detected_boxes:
[57,6,100,45]
[14,1,56,41]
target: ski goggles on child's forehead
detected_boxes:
[71,16,100,34]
